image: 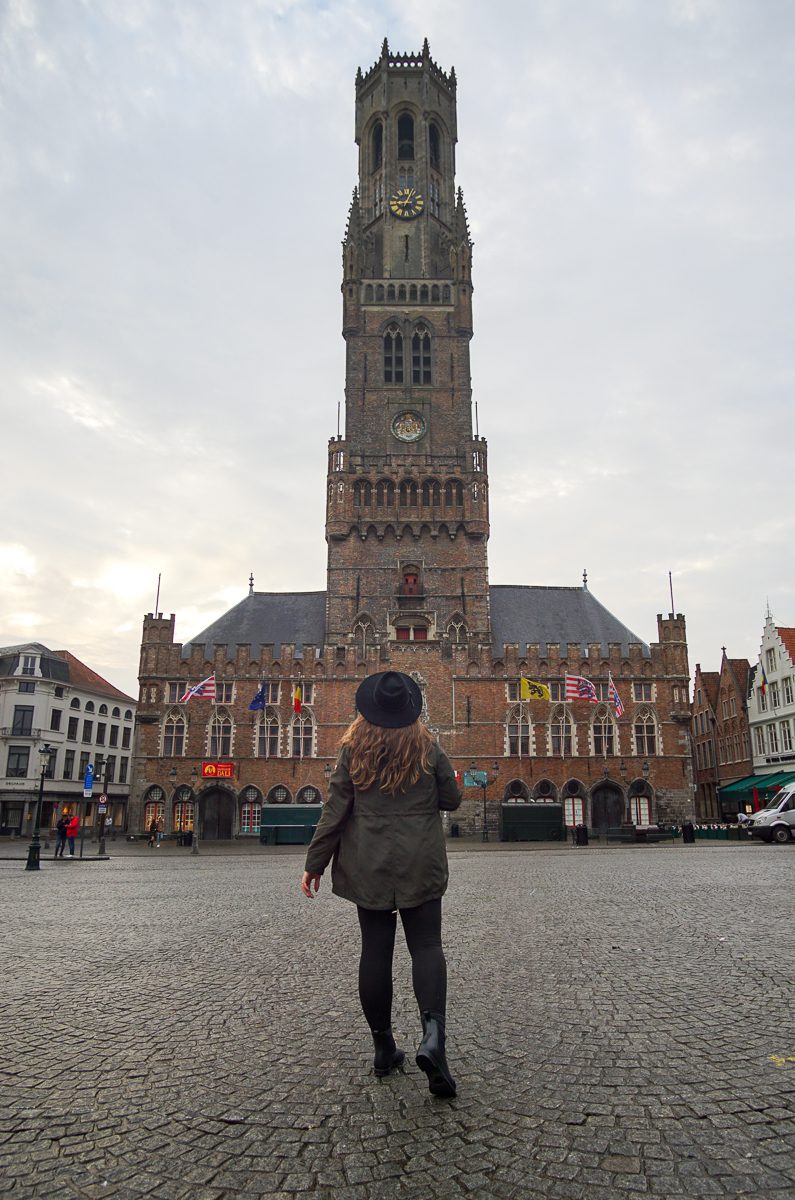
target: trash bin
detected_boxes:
[682,821,695,845]
[450,823,460,838]
[574,823,589,847]
[178,831,193,847]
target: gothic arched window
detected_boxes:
[371,120,383,171]
[634,708,658,756]
[429,123,441,171]
[383,324,403,384]
[208,709,233,758]
[353,617,375,657]
[506,706,531,757]
[421,479,441,506]
[412,325,431,384]
[592,705,617,756]
[162,709,185,757]
[291,712,314,759]
[397,113,414,160]
[376,479,394,506]
[549,706,573,756]
[447,617,467,643]
[444,479,464,507]
[399,480,418,507]
[353,480,372,507]
[257,708,280,758]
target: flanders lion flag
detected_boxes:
[520,677,551,701]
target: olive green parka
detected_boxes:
[304,743,462,910]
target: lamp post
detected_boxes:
[25,744,51,872]
[470,760,499,842]
[97,759,111,857]
[191,767,200,856]
[323,762,332,794]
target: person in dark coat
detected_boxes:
[302,670,462,1097]
[54,812,68,858]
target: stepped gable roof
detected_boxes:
[778,626,795,665]
[726,658,752,698]
[489,585,649,658]
[699,671,720,712]
[181,592,327,662]
[53,651,136,703]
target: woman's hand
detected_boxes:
[301,871,322,898]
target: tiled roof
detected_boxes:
[778,626,795,666]
[698,671,720,712]
[489,585,649,657]
[53,651,136,703]
[727,658,752,698]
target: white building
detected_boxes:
[0,642,136,837]
[746,618,795,790]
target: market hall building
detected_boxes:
[130,42,693,843]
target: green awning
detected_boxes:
[719,771,795,798]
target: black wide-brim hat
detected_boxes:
[355,671,423,729]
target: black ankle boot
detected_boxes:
[372,1029,405,1077]
[416,1011,456,1098]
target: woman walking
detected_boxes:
[301,670,462,1097]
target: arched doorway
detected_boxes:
[197,787,236,840]
[591,783,624,832]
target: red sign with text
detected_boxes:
[201,761,234,779]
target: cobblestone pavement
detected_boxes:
[2,843,794,1199]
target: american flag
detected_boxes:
[565,674,598,703]
[608,672,625,717]
[180,674,216,702]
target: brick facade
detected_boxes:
[130,42,694,839]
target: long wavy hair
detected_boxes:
[341,714,434,795]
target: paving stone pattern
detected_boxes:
[2,844,794,1198]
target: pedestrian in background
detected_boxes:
[54,812,68,858]
[148,817,157,848]
[156,815,164,846]
[66,812,79,857]
[301,670,462,1098]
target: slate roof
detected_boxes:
[489,585,649,658]
[0,642,70,683]
[180,585,649,660]
[180,592,327,662]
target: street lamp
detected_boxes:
[25,744,51,872]
[470,760,499,842]
[190,767,199,856]
[323,763,332,795]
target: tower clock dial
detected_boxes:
[389,187,424,219]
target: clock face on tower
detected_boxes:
[389,187,424,220]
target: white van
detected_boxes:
[746,785,795,844]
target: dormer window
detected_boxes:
[397,114,414,160]
[20,654,37,676]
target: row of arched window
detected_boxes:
[365,284,451,305]
[384,323,431,384]
[352,478,465,508]
[68,698,132,719]
[161,707,317,760]
[159,703,658,760]
[371,116,442,171]
[505,706,660,757]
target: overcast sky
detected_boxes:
[2,0,793,700]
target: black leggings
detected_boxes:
[356,899,446,1032]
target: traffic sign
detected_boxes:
[97,805,107,815]
[84,763,94,792]
[99,793,108,804]
[464,770,488,787]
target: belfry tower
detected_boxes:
[325,39,490,649]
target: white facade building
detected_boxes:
[0,642,136,837]
[747,618,795,784]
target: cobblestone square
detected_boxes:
[2,842,794,1198]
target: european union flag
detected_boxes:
[248,683,266,711]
